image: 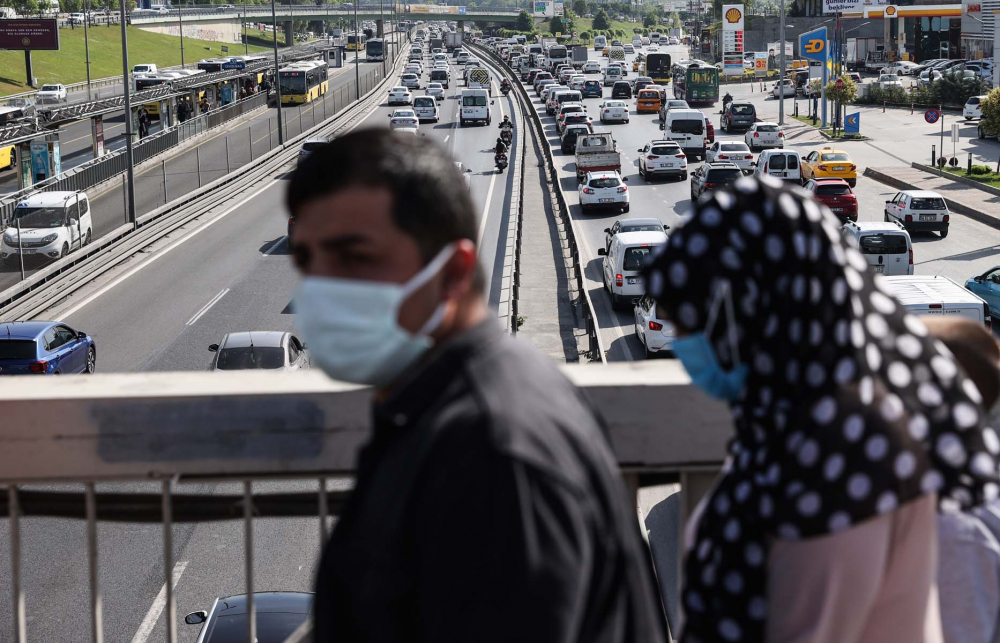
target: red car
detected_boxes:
[803,178,858,222]
[704,118,715,144]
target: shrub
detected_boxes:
[579,30,590,41]
[971,164,993,175]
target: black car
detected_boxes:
[611,80,632,99]
[633,76,653,93]
[561,123,593,153]
[720,102,756,132]
[186,592,313,643]
[689,162,743,201]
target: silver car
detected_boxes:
[208,332,310,371]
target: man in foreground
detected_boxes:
[286,129,666,642]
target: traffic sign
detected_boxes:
[799,26,828,63]
[835,77,843,90]
[924,108,941,124]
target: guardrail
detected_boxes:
[470,42,607,363]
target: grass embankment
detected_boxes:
[536,16,640,41]
[0,26,272,96]
[944,166,1000,188]
[791,114,868,139]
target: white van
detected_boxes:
[602,64,623,86]
[594,35,607,51]
[466,67,491,90]
[459,88,491,126]
[665,108,708,160]
[598,230,668,309]
[1,191,93,261]
[841,221,913,276]
[881,275,992,329]
[753,149,802,183]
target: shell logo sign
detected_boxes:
[721,4,744,30]
[885,5,896,15]
[726,7,742,22]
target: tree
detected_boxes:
[2,0,41,16]
[825,77,858,133]
[60,0,82,13]
[572,0,586,15]
[592,7,610,30]
[980,87,1000,137]
[669,11,681,29]
[561,8,574,32]
[514,8,532,31]
[642,12,657,28]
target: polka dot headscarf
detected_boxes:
[643,176,1000,642]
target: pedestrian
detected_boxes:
[137,107,149,138]
[927,316,1000,643]
[642,176,999,643]
[287,128,667,643]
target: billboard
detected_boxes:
[721,4,744,29]
[822,0,887,13]
[800,27,828,62]
[0,19,59,51]
[721,4,744,76]
[754,51,768,76]
[553,0,563,15]
[407,4,466,13]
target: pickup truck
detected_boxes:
[575,132,621,182]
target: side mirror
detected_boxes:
[974,276,984,282]
[604,227,611,233]
[622,177,628,182]
[77,331,88,340]
[208,344,219,352]
[637,148,643,153]
[659,122,664,130]
[631,298,640,305]
[598,248,608,256]
[885,200,892,204]
[663,224,671,230]
[185,611,208,625]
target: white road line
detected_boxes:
[476,77,506,246]
[443,134,450,143]
[129,561,188,643]
[186,288,229,326]
[262,236,286,256]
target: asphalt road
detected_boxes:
[522,44,1000,362]
[0,51,517,643]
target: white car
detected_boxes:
[623,44,634,53]
[209,332,310,372]
[876,73,903,89]
[583,60,601,74]
[771,79,796,97]
[637,139,687,181]
[388,108,419,129]
[634,295,674,357]
[599,100,629,123]
[433,52,448,64]
[965,95,987,120]
[425,82,445,100]
[745,122,783,151]
[579,171,629,213]
[569,75,587,91]
[400,73,420,89]
[36,83,67,103]
[884,189,950,238]
[884,60,921,76]
[648,45,659,52]
[404,63,423,75]
[2,191,93,261]
[641,37,651,45]
[412,96,439,122]
[387,86,412,105]
[706,141,754,171]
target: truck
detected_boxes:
[845,37,878,72]
[574,132,621,182]
[430,37,443,51]
[571,45,589,68]
[865,50,892,73]
[133,63,159,75]
[445,31,462,52]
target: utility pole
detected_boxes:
[243,0,248,54]
[778,0,786,125]
[119,0,137,228]
[354,1,360,100]
[272,0,284,144]
[179,2,186,67]
[380,0,385,76]
[84,0,92,100]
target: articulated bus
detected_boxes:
[346,33,367,51]
[366,37,385,62]
[134,71,206,119]
[278,60,329,105]
[642,53,672,85]
[673,60,719,105]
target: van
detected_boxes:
[602,65,623,86]
[665,108,707,160]
[841,221,913,276]
[1,191,93,261]
[555,89,582,112]
[466,67,490,89]
[459,88,491,126]
[881,275,992,330]
[429,68,450,88]
[753,149,802,183]
[594,35,607,52]
[598,230,668,309]
[133,63,159,75]
[546,88,572,114]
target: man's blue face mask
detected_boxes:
[670,282,748,402]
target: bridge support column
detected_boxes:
[283,20,294,47]
[376,18,383,37]
[457,20,464,34]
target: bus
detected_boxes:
[545,45,568,71]
[278,60,329,105]
[366,37,385,62]
[642,53,672,85]
[346,33,367,51]
[673,61,719,105]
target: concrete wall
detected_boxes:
[137,19,244,44]
[744,15,886,56]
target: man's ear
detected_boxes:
[441,239,478,299]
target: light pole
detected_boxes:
[841,21,869,74]
[179,2,185,67]
[354,1,360,100]
[778,0,786,125]
[243,0,248,54]
[271,0,284,144]
[119,0,136,229]
[83,0,92,100]
[380,0,386,76]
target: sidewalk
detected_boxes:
[865,165,1000,230]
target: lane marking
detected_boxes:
[262,236,286,256]
[186,288,229,326]
[476,75,506,246]
[129,561,188,643]
[443,134,450,143]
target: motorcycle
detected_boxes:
[501,84,511,97]
[500,129,512,146]
[495,153,508,174]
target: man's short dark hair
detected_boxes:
[286,129,482,289]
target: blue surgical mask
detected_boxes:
[672,281,747,402]
[293,244,455,388]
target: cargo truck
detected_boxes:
[572,45,589,68]
[445,31,462,52]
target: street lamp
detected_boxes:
[179,2,185,67]
[83,0,92,100]
[777,0,788,125]
[271,0,284,145]
[118,0,136,229]
[354,0,360,100]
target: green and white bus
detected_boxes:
[672,61,719,105]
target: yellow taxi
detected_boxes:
[0,145,14,171]
[602,45,610,56]
[801,147,858,186]
[636,88,661,113]
[633,53,645,72]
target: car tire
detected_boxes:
[84,229,92,246]
[940,227,949,239]
[59,242,69,259]
[848,179,856,187]
[966,116,973,121]
[623,203,630,213]
[681,171,687,180]
[884,211,890,222]
[690,189,696,201]
[85,347,96,374]
[643,337,653,359]
[638,163,645,179]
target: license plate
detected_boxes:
[831,207,843,212]
[627,277,639,284]
[833,166,845,171]
[873,265,884,273]
[599,198,614,203]
[919,214,935,221]
[662,163,673,168]
[21,249,34,255]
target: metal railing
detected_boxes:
[0,364,728,643]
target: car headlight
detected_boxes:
[40,233,58,244]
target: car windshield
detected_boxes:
[463,95,487,106]
[301,141,327,151]
[671,118,703,134]
[910,197,946,210]
[651,145,679,155]
[0,340,37,360]
[968,97,981,105]
[431,70,447,77]
[820,152,850,162]
[707,168,742,181]
[414,97,434,106]
[859,234,908,255]
[589,177,621,188]
[206,613,307,642]
[815,183,852,195]
[41,85,59,91]
[623,247,653,271]
[215,346,285,370]
[757,124,778,132]
[622,224,662,233]
[668,101,687,109]
[881,75,898,81]
[731,104,754,115]
[14,206,66,228]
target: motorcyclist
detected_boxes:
[722,91,733,112]
[500,78,511,93]
[495,137,508,157]
[499,115,513,132]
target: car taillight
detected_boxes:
[909,248,914,265]
[745,155,753,160]
[583,188,595,194]
[763,164,768,172]
[778,132,784,138]
[649,321,663,331]
[618,186,627,193]
[29,361,47,374]
[704,182,717,188]
[850,164,857,171]
[677,154,686,159]
[604,110,610,114]
[943,214,950,222]
[905,214,913,222]
[719,154,728,159]
[616,274,623,287]
[754,132,759,137]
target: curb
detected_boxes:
[863,166,1000,232]
[911,162,1000,199]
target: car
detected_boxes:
[561,111,593,132]
[604,217,669,252]
[298,136,328,165]
[637,139,688,181]
[745,122,783,151]
[208,332,310,371]
[387,86,412,104]
[581,79,603,98]
[388,108,420,129]
[525,68,544,83]
[599,230,666,308]
[689,162,743,201]
[583,60,602,74]
[753,149,802,183]
[611,61,628,78]
[404,63,422,75]
[561,123,594,153]
[875,73,903,89]
[185,592,313,642]
[533,72,554,92]
[633,76,654,93]
[412,96,439,122]
[600,100,629,123]
[705,141,753,171]
[400,72,420,89]
[848,72,863,84]
[425,82,445,100]
[804,178,858,222]
[658,98,689,123]
[559,68,576,84]
[2,191,93,261]
[720,102,756,132]
[0,320,96,375]
[800,147,857,186]
[610,80,632,99]
[624,43,634,53]
[540,83,563,103]
[579,171,629,213]
[648,45,659,52]
[965,95,988,120]
[771,79,796,97]
[842,221,914,276]
[36,83,67,103]
[704,117,715,144]
[884,60,921,76]
[642,37,651,45]
[884,189,950,238]
[967,266,1000,318]
[569,75,588,91]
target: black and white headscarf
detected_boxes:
[643,176,1000,642]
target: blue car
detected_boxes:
[582,80,603,98]
[967,266,1000,319]
[0,321,96,375]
